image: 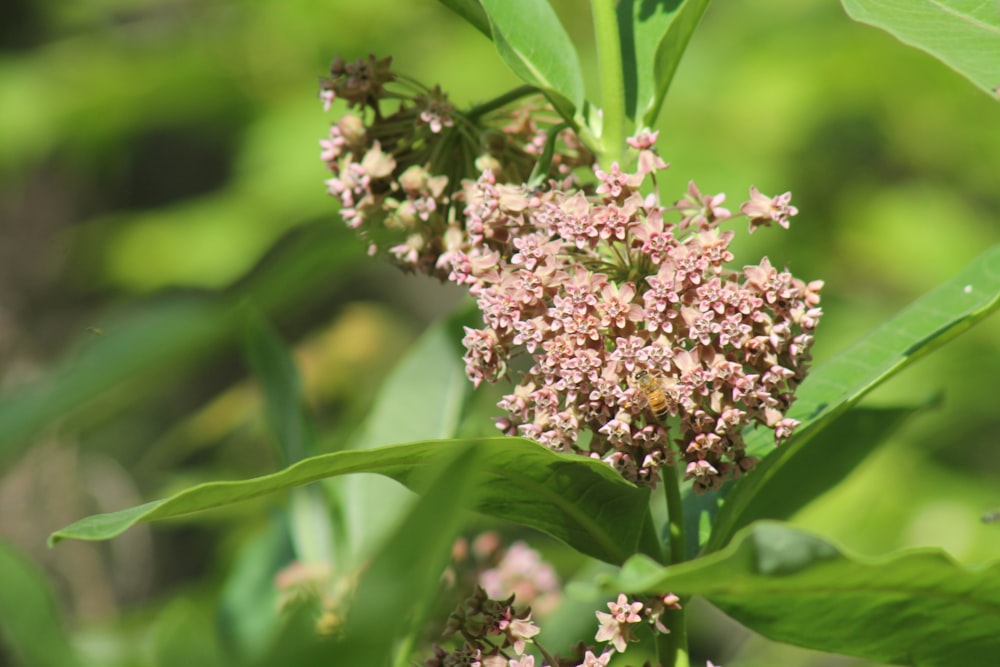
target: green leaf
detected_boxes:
[0,540,82,667]
[217,520,292,663]
[0,298,237,467]
[242,310,313,466]
[617,522,1000,667]
[703,404,923,554]
[479,0,585,117]
[617,0,710,126]
[437,0,490,37]
[842,0,1000,99]
[351,318,467,451]
[244,311,335,566]
[49,437,650,565]
[707,244,1000,552]
[336,443,485,664]
[0,222,360,468]
[151,598,227,667]
[340,317,468,564]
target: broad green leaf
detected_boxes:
[707,244,1000,552]
[616,0,710,125]
[50,437,651,565]
[842,0,1000,99]
[0,540,82,667]
[437,0,490,37]
[479,0,585,118]
[700,404,923,555]
[617,522,1000,667]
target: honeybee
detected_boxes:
[633,370,669,422]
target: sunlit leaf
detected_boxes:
[50,437,651,565]
[707,244,1000,552]
[478,0,585,117]
[437,0,490,37]
[617,522,1000,667]
[842,0,1000,99]
[617,0,710,125]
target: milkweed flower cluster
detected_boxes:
[426,588,679,667]
[321,55,822,493]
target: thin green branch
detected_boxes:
[466,85,540,121]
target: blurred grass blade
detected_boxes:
[618,521,1000,667]
[616,0,710,125]
[218,520,292,664]
[50,437,650,565]
[341,317,468,564]
[479,0,585,118]
[0,222,361,469]
[252,444,486,666]
[151,598,227,667]
[842,0,1000,99]
[707,244,1000,552]
[243,310,334,565]
[336,443,484,665]
[0,298,237,466]
[0,540,82,667]
[242,309,313,466]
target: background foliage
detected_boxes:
[1,1,999,665]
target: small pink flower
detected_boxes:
[677,181,731,229]
[576,650,613,667]
[741,185,798,232]
[626,129,659,150]
[595,594,643,653]
[497,611,540,655]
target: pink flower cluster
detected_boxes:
[320,55,592,277]
[321,56,822,493]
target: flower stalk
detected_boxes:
[591,0,627,166]
[659,463,689,666]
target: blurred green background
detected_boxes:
[1,0,998,665]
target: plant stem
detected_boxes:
[590,0,626,166]
[466,85,539,121]
[657,463,689,667]
[664,463,686,566]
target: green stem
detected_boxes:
[657,463,689,667]
[590,0,626,167]
[466,85,539,121]
[664,463,686,566]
